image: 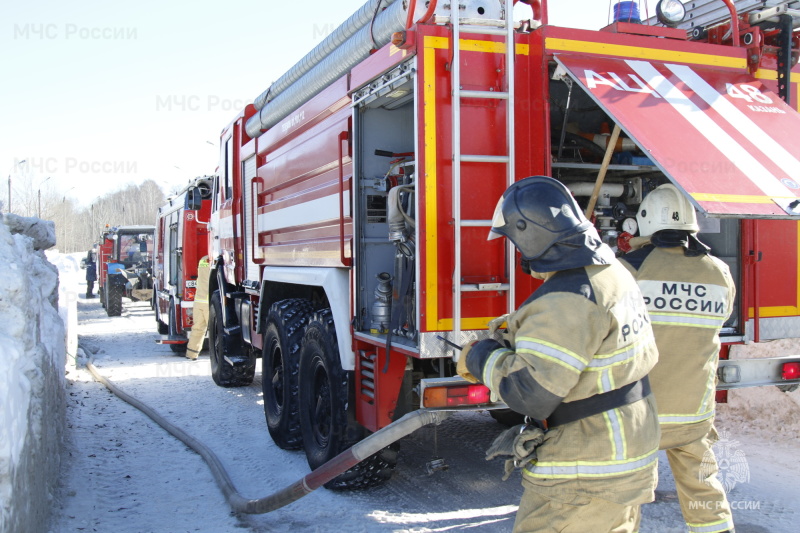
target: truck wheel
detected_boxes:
[298,309,397,490]
[169,299,186,354]
[100,285,106,308]
[208,290,253,387]
[262,298,313,450]
[106,283,123,317]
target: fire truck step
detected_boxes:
[459,154,510,163]
[461,283,509,292]
[460,90,509,100]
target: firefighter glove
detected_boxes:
[457,342,479,384]
[485,424,545,481]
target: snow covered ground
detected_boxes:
[48,278,800,533]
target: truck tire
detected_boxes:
[298,309,397,490]
[169,299,186,354]
[208,290,253,387]
[100,285,106,308]
[262,298,313,450]
[106,282,123,317]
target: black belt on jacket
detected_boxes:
[546,376,651,428]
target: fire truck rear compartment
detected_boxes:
[548,68,742,333]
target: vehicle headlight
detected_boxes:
[656,0,686,27]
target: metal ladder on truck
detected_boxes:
[451,0,517,350]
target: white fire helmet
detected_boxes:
[636,183,699,237]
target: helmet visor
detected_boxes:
[488,196,505,240]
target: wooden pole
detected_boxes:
[584,124,622,220]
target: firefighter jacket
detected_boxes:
[620,239,735,431]
[194,256,211,305]
[465,260,660,505]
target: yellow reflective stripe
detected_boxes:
[516,337,588,373]
[658,408,714,425]
[483,347,513,387]
[194,298,208,304]
[650,312,726,328]
[588,334,654,370]
[687,518,735,533]
[524,449,658,479]
[698,370,716,416]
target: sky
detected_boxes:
[0,0,662,207]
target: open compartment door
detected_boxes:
[554,54,800,219]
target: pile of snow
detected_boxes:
[716,339,800,446]
[0,215,65,533]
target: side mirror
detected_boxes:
[185,187,203,211]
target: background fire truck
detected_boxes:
[193,0,800,488]
[96,225,155,317]
[153,177,213,353]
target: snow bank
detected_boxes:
[716,339,800,446]
[0,215,65,533]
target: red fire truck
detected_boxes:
[153,177,213,352]
[203,0,800,487]
[97,225,155,317]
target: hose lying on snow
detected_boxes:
[85,360,452,514]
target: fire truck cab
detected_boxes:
[205,0,800,488]
[153,177,213,352]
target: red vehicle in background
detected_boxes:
[202,0,800,489]
[96,225,155,317]
[153,177,213,352]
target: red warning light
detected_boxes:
[782,362,800,380]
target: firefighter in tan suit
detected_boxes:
[620,184,735,533]
[459,176,660,533]
[186,256,211,360]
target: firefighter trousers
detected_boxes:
[186,303,208,358]
[661,422,734,533]
[513,488,641,533]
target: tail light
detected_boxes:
[423,384,491,408]
[782,362,800,381]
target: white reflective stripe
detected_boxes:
[626,60,793,199]
[650,313,726,328]
[483,347,513,387]
[600,369,613,393]
[605,409,626,461]
[666,63,800,182]
[588,335,653,370]
[687,518,735,533]
[257,190,351,233]
[525,449,658,479]
[658,409,715,425]
[516,338,587,373]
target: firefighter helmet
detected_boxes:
[636,183,699,237]
[488,176,593,260]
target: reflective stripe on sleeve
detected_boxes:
[482,347,514,388]
[515,338,588,374]
[687,518,734,533]
[523,448,658,479]
[588,334,655,371]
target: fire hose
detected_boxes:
[84,360,452,514]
